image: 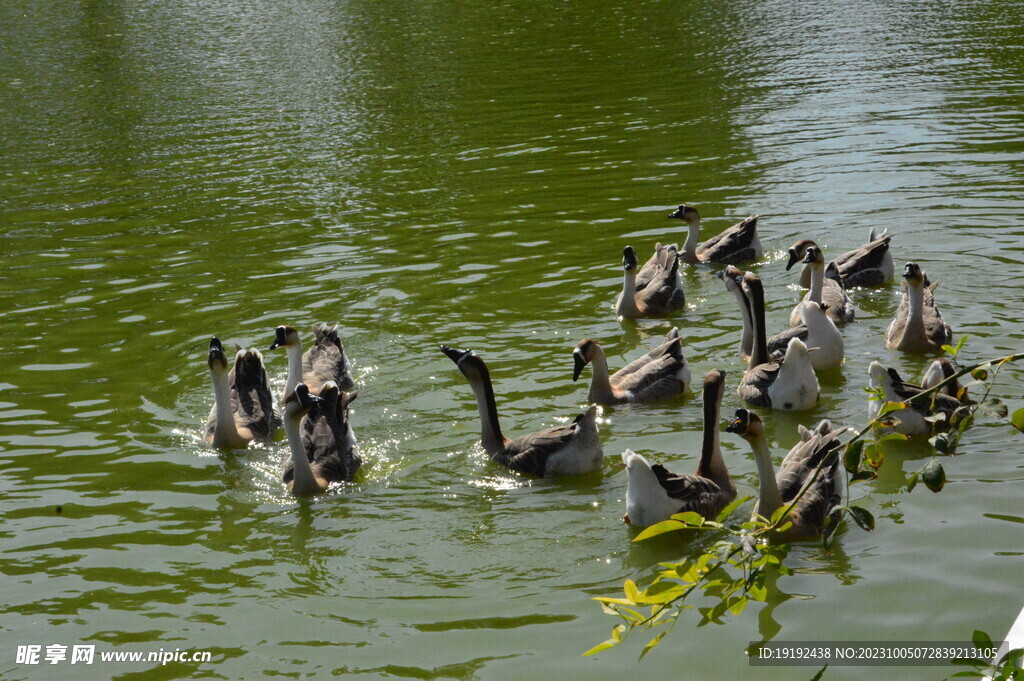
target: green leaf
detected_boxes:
[671,511,705,527]
[638,631,667,661]
[844,440,863,474]
[863,443,884,470]
[848,505,875,531]
[906,471,919,492]
[942,335,968,358]
[769,505,790,526]
[642,582,689,604]
[1011,407,1024,434]
[822,508,843,549]
[876,431,909,443]
[850,470,877,483]
[922,459,946,493]
[728,595,749,616]
[973,630,994,649]
[715,494,751,522]
[947,672,986,678]
[878,401,907,416]
[583,638,619,656]
[997,647,1024,667]
[623,580,641,604]
[809,665,829,681]
[632,519,686,542]
[971,368,989,381]
[593,596,633,606]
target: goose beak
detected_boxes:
[269,327,288,351]
[440,344,471,364]
[572,352,587,382]
[668,206,685,220]
[785,249,801,271]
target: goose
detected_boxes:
[204,337,280,448]
[281,383,360,495]
[768,301,844,372]
[440,345,603,476]
[737,272,819,411]
[867,361,967,434]
[269,323,354,402]
[634,243,686,310]
[885,262,953,353]
[285,381,361,487]
[622,370,737,527]
[921,358,969,401]
[572,328,690,404]
[789,246,855,327]
[616,246,684,318]
[789,229,894,289]
[718,264,753,361]
[726,408,844,540]
[669,205,762,265]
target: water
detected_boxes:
[2,1,1023,679]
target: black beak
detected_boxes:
[572,352,587,382]
[668,206,685,219]
[802,249,816,265]
[208,337,226,360]
[785,249,801,271]
[440,344,471,364]
[725,408,748,434]
[269,327,287,351]
[903,263,916,279]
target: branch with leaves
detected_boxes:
[587,349,1024,660]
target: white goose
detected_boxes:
[441,345,603,476]
[622,370,736,528]
[204,337,280,449]
[768,301,844,372]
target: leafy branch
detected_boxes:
[587,350,1024,659]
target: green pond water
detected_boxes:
[2,1,1023,679]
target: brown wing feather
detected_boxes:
[498,419,581,476]
[738,362,781,408]
[698,216,758,263]
[232,350,279,439]
[835,236,891,274]
[650,464,728,517]
[305,323,354,392]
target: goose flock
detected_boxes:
[203,204,971,541]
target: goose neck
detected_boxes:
[749,434,784,520]
[587,345,616,403]
[682,220,701,257]
[285,413,318,495]
[211,370,240,445]
[285,344,304,397]
[618,270,640,316]
[697,387,732,494]
[467,370,505,455]
[807,261,825,304]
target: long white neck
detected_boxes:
[906,280,925,329]
[587,347,616,403]
[211,370,241,446]
[285,414,318,495]
[617,270,640,316]
[750,435,784,519]
[682,220,701,258]
[807,261,825,305]
[467,375,505,455]
[729,285,753,358]
[284,344,304,398]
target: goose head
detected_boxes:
[283,383,323,420]
[725,407,765,440]
[622,246,638,273]
[786,239,818,270]
[440,345,492,384]
[717,264,744,290]
[903,262,925,285]
[269,325,300,351]
[207,337,229,374]
[801,245,825,267]
[668,204,700,223]
[572,339,601,382]
[867,361,892,390]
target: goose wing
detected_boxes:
[888,369,964,423]
[497,415,585,476]
[650,464,727,517]
[776,423,844,531]
[698,215,759,264]
[305,323,354,392]
[820,281,855,325]
[615,330,682,379]
[768,325,808,358]
[635,243,679,292]
[835,236,891,275]
[634,253,685,314]
[231,349,279,439]
[737,362,781,408]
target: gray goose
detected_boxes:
[282,382,361,490]
[789,246,855,327]
[669,205,762,265]
[727,409,845,540]
[281,383,360,495]
[572,328,690,404]
[269,323,354,402]
[634,243,686,310]
[885,263,952,353]
[204,337,280,449]
[440,345,603,476]
[789,229,894,289]
[616,246,685,318]
[622,370,736,528]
